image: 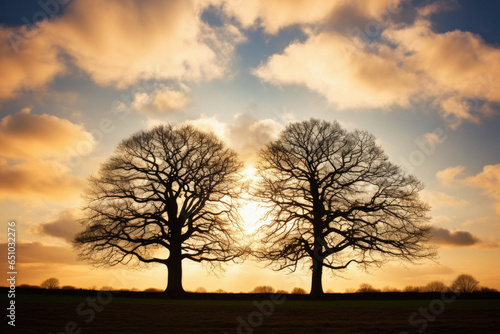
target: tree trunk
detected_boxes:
[164,245,185,297]
[310,256,324,299]
[310,180,325,299]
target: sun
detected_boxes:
[240,201,269,234]
[238,166,270,234]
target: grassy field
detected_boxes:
[6,289,500,333]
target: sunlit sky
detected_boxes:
[1,0,500,292]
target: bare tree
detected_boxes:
[252,285,276,293]
[451,274,479,293]
[291,287,307,294]
[253,119,436,298]
[357,283,380,293]
[423,280,448,292]
[40,277,60,289]
[74,124,244,296]
[403,285,422,293]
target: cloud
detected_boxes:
[384,18,500,122]
[465,164,500,213]
[0,159,85,202]
[463,216,490,227]
[437,164,500,213]
[0,0,243,101]
[186,112,282,162]
[0,108,96,160]
[417,0,459,17]
[0,241,78,266]
[436,166,466,187]
[132,85,190,114]
[250,3,500,123]
[421,131,446,145]
[430,215,454,225]
[430,226,487,247]
[0,26,65,100]
[44,0,242,88]
[185,115,228,140]
[253,31,420,110]
[222,0,403,34]
[421,190,467,208]
[225,112,282,162]
[30,209,82,243]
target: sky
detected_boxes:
[0,0,499,293]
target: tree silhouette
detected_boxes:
[291,287,307,294]
[423,280,448,292]
[195,287,207,293]
[451,274,479,293]
[403,285,422,293]
[253,119,436,298]
[74,124,244,296]
[41,277,60,289]
[252,285,276,293]
[357,283,380,293]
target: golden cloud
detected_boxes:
[465,164,500,214]
[417,0,459,17]
[184,115,227,140]
[421,190,468,208]
[186,112,282,162]
[0,26,64,100]
[225,111,282,162]
[44,0,242,88]
[0,241,78,266]
[222,0,402,34]
[253,31,420,110]
[436,166,466,188]
[0,159,85,201]
[437,164,500,214]
[0,108,95,160]
[384,18,500,121]
[0,0,243,101]
[132,85,190,114]
[251,7,500,122]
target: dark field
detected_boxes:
[5,288,500,334]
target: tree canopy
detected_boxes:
[253,119,436,297]
[74,124,244,296]
[451,274,479,293]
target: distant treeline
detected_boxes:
[10,274,499,295]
